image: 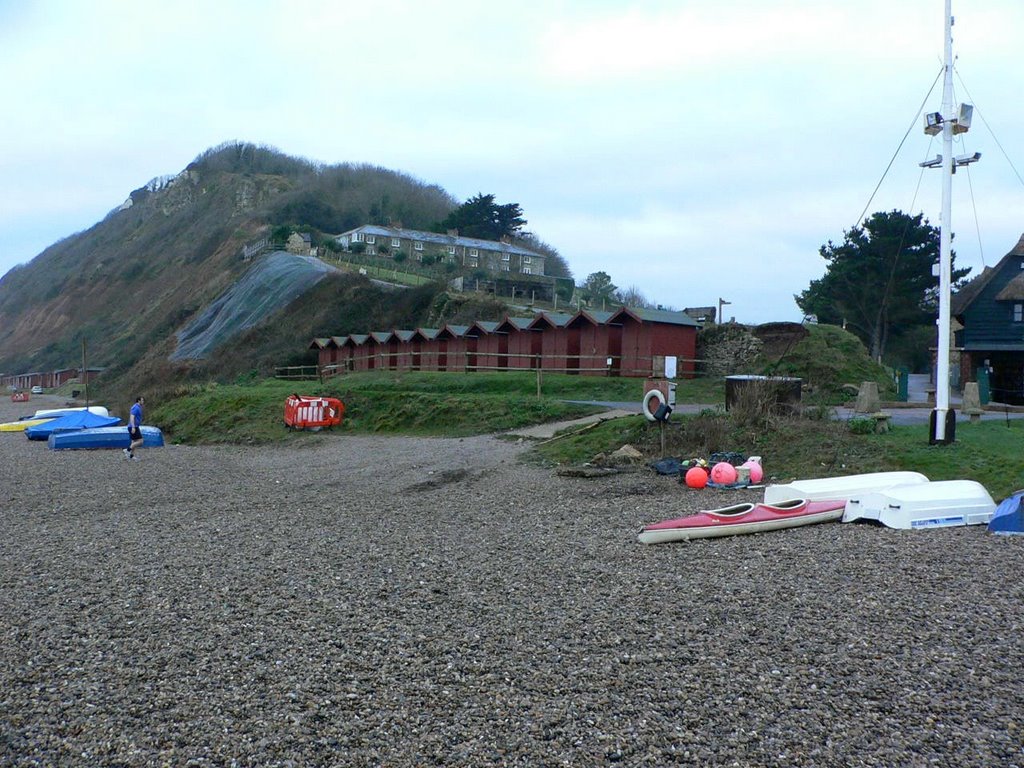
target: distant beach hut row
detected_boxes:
[0,367,103,392]
[310,307,701,378]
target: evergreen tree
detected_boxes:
[796,210,970,361]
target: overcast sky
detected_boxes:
[2,0,1023,323]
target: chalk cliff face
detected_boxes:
[0,142,457,383]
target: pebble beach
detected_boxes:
[1,396,1022,767]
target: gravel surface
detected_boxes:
[1,396,1022,767]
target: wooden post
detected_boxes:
[536,359,542,398]
[81,339,88,407]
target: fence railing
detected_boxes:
[314,350,701,380]
[274,365,321,381]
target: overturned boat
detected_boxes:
[842,479,995,529]
[0,416,57,432]
[48,425,164,451]
[988,492,1024,535]
[24,405,110,421]
[638,499,847,544]
[25,410,121,440]
[764,471,929,504]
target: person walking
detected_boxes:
[124,396,145,460]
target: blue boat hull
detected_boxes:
[48,425,165,451]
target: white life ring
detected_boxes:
[642,388,667,422]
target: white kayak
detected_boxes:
[842,479,996,529]
[764,471,929,504]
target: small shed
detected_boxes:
[416,328,442,371]
[530,312,577,373]
[438,325,470,372]
[610,307,701,378]
[370,331,398,370]
[569,310,621,376]
[393,330,417,370]
[465,321,500,372]
[497,316,539,369]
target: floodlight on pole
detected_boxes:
[917,0,980,445]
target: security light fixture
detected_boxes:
[919,155,943,168]
[954,151,981,166]
[953,103,973,134]
[924,112,943,135]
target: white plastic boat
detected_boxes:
[842,479,996,529]
[28,405,109,420]
[764,471,929,505]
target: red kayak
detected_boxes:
[638,498,846,544]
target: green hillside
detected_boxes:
[0,142,459,381]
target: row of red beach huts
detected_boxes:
[1,367,103,392]
[310,306,702,378]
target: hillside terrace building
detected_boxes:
[336,225,546,277]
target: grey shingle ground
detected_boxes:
[1,397,1021,767]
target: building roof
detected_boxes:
[438,324,470,339]
[495,316,535,332]
[338,224,544,258]
[567,309,618,328]
[468,320,500,335]
[529,311,574,329]
[952,234,1024,316]
[609,306,702,327]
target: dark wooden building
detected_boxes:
[953,234,1024,403]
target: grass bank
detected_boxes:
[148,371,687,444]
[533,409,1024,500]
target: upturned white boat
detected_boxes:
[842,479,995,529]
[27,405,109,420]
[764,471,929,505]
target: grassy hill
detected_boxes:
[0,143,458,381]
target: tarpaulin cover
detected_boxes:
[25,410,121,440]
[172,251,336,361]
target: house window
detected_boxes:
[366,246,376,256]
[502,264,511,272]
[392,238,401,248]
[502,252,510,262]
[414,241,424,251]
[469,248,478,257]
[468,256,478,267]
[447,245,456,255]
[366,235,376,245]
[523,256,531,264]
[354,232,364,242]
[523,267,532,275]
[1015,304,1023,322]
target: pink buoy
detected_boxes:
[710,461,738,485]
[684,466,709,489]
[741,458,764,484]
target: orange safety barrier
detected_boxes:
[11,392,29,402]
[284,395,345,429]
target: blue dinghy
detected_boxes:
[26,410,121,440]
[988,492,1024,535]
[48,425,165,451]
